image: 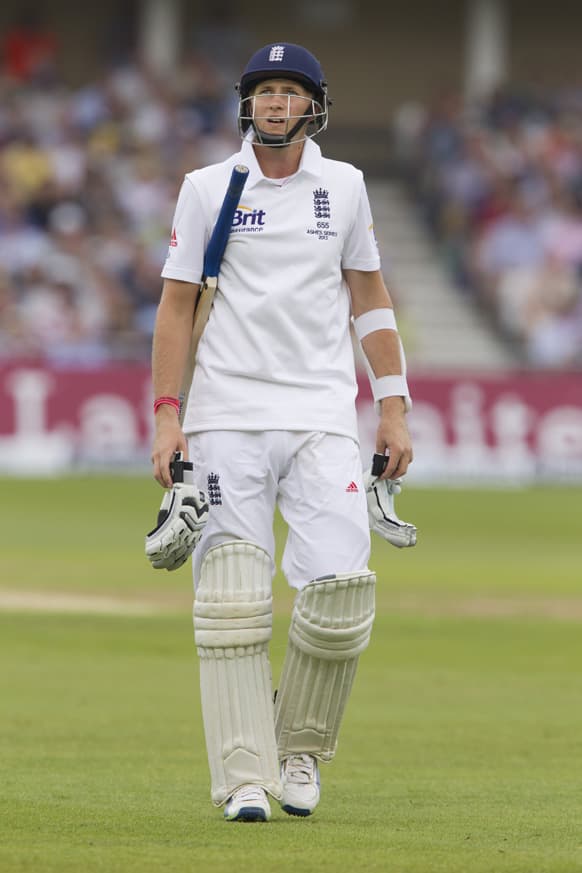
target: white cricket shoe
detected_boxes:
[280,754,320,817]
[223,785,271,822]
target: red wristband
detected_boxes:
[153,396,180,415]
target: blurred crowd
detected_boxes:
[3,15,582,373]
[0,28,240,365]
[394,85,582,369]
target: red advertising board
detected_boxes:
[1,362,581,481]
[0,362,153,473]
[358,372,582,482]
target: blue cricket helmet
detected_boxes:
[236,42,330,145]
[237,42,328,105]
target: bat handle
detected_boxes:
[169,450,194,484]
[371,452,389,477]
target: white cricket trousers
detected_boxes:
[187,430,371,590]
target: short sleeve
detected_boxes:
[161,177,206,283]
[341,178,382,271]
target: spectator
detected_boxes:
[399,83,582,368]
[524,262,582,367]
[0,52,239,364]
[2,11,57,85]
[2,56,581,370]
[471,182,546,329]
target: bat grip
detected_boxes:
[203,164,249,277]
[169,450,194,484]
[371,453,389,477]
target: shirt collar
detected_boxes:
[236,135,322,189]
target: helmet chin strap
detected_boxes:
[251,113,312,147]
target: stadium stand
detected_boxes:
[1,40,581,372]
[393,86,582,369]
[0,54,239,365]
[367,177,517,372]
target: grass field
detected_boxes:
[1,477,582,872]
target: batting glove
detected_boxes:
[145,453,209,571]
[363,454,417,548]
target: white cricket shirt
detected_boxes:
[161,137,381,440]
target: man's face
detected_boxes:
[249,78,314,140]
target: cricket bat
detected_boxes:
[178,163,249,425]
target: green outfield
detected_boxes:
[1,477,581,872]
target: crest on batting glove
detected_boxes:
[145,453,209,571]
[363,454,417,548]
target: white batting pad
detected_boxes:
[194,541,281,805]
[275,572,375,762]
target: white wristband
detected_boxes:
[371,375,412,413]
[353,308,397,341]
[354,311,412,412]
[371,375,409,402]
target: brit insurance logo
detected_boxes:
[232,204,267,234]
[307,188,338,241]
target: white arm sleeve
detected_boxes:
[161,177,206,284]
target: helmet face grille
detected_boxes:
[237,92,328,146]
[236,43,329,147]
